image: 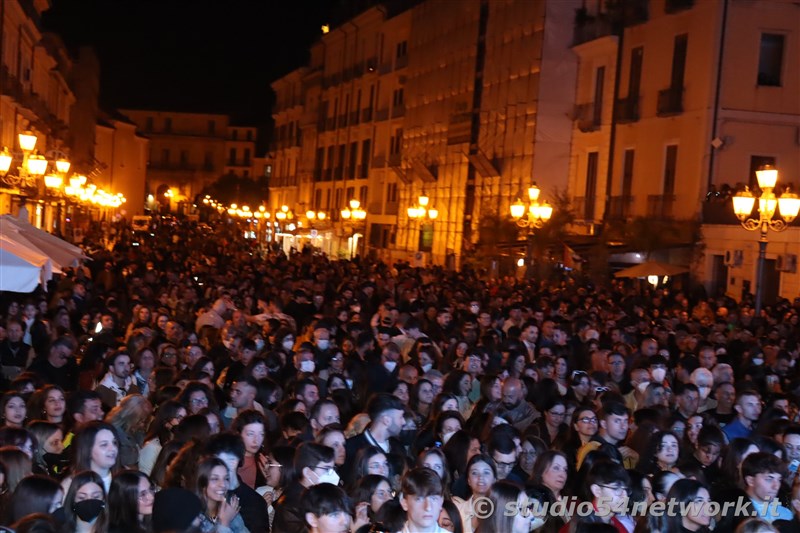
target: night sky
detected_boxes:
[41,0,354,147]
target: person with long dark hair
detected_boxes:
[61,421,120,495]
[59,470,106,533]
[5,474,62,524]
[139,399,186,475]
[192,456,248,532]
[661,478,713,533]
[100,470,153,533]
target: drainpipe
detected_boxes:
[706,0,729,193]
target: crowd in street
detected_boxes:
[0,218,800,533]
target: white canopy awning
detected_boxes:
[0,231,59,292]
[0,215,87,270]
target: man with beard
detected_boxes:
[344,393,406,485]
[496,377,537,432]
[95,350,140,409]
[0,319,34,381]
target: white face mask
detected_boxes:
[314,468,340,486]
[651,368,667,383]
[300,360,316,373]
[421,363,433,374]
[636,381,650,394]
[752,358,764,366]
[316,339,330,351]
[282,340,295,351]
[384,361,397,373]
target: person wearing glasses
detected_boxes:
[563,460,631,531]
[273,442,339,533]
[557,407,599,469]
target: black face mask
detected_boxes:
[399,429,416,447]
[43,452,68,473]
[73,499,105,522]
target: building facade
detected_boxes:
[567,0,800,302]
[269,0,579,264]
[119,109,257,211]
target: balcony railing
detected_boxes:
[647,194,676,219]
[347,166,355,180]
[615,96,640,123]
[657,86,684,116]
[365,57,378,73]
[361,108,372,122]
[392,104,405,118]
[375,108,389,121]
[573,102,600,132]
[323,168,332,181]
[573,16,614,46]
[359,164,368,179]
[334,167,343,180]
[607,195,634,220]
[395,55,408,69]
[326,117,336,130]
[572,196,597,221]
[349,111,360,125]
[388,153,402,167]
[338,114,348,128]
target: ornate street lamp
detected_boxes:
[732,165,800,315]
[509,183,554,273]
[407,195,439,220]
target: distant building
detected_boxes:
[94,111,148,216]
[269,0,579,265]
[119,109,257,212]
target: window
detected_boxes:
[390,129,403,155]
[335,189,343,213]
[387,182,398,202]
[232,130,238,140]
[244,149,251,165]
[663,145,678,195]
[180,150,188,165]
[419,224,433,252]
[396,40,408,58]
[264,164,272,177]
[161,149,170,165]
[164,118,172,132]
[208,120,215,135]
[670,34,688,89]
[758,33,784,86]
[315,189,322,210]
[359,186,368,206]
[584,152,598,220]
[315,147,325,179]
[146,117,154,131]
[628,46,644,97]
[229,148,236,166]
[349,142,358,179]
[622,149,635,198]
[593,66,605,124]
[346,186,355,200]
[392,88,404,107]
[204,151,213,170]
[246,130,253,141]
[361,139,371,168]
[749,155,776,188]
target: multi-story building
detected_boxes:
[567,0,799,302]
[119,110,257,211]
[269,0,579,264]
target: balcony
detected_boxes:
[361,108,373,122]
[347,166,356,180]
[392,104,405,119]
[365,57,378,74]
[323,168,333,181]
[349,111,360,125]
[657,87,684,116]
[334,167,343,180]
[615,96,640,123]
[573,102,600,132]
[338,114,348,128]
[573,0,648,45]
[313,168,322,181]
[395,55,408,70]
[388,153,402,167]
[607,196,634,220]
[375,108,389,121]
[647,194,676,219]
[385,201,399,215]
[572,196,597,221]
[665,0,694,14]
[379,61,392,75]
[359,164,369,179]
[326,117,336,130]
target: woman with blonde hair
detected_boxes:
[105,394,152,469]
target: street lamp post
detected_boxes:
[407,195,439,252]
[732,165,800,316]
[341,199,366,259]
[509,183,554,275]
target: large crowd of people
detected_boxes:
[0,217,798,533]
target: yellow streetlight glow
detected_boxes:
[0,149,12,173]
[26,154,48,176]
[349,199,360,210]
[55,159,71,174]
[17,132,37,152]
[44,175,62,189]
